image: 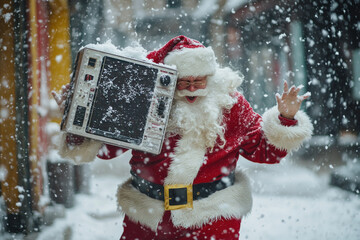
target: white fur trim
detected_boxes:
[164,47,216,78]
[207,67,244,91]
[116,171,252,231]
[58,132,103,164]
[165,134,206,185]
[262,106,313,152]
[117,179,164,231]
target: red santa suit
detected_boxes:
[59,36,313,239]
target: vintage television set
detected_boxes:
[61,47,178,154]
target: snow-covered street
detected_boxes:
[2,153,359,240]
[239,158,360,240]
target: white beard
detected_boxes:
[175,88,209,98]
[167,67,243,150]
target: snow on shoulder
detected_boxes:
[82,40,151,63]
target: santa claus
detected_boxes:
[53,35,313,239]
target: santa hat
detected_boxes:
[147,35,217,78]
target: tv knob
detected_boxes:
[157,100,166,117]
[159,75,171,86]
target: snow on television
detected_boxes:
[61,47,178,154]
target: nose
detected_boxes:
[188,85,197,92]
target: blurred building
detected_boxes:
[0,0,74,233]
[225,0,360,193]
[68,0,229,53]
[226,0,360,139]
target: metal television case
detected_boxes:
[61,47,178,154]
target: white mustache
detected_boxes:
[176,89,209,97]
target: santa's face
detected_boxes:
[176,76,208,103]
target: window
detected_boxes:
[167,0,181,8]
[352,49,360,100]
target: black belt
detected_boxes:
[130,170,235,210]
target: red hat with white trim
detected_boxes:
[146,35,216,78]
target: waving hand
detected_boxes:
[276,81,310,119]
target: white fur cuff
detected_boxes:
[58,132,103,164]
[262,106,313,152]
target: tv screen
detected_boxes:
[86,56,158,144]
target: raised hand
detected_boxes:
[276,81,310,119]
[51,84,70,114]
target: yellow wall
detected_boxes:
[28,0,42,211]
[48,0,72,123]
[0,0,20,213]
[0,0,73,215]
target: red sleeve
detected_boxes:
[278,115,298,126]
[232,94,287,164]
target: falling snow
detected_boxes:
[1,0,359,239]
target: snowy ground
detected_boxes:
[1,152,360,240]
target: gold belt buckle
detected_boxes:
[164,184,193,210]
